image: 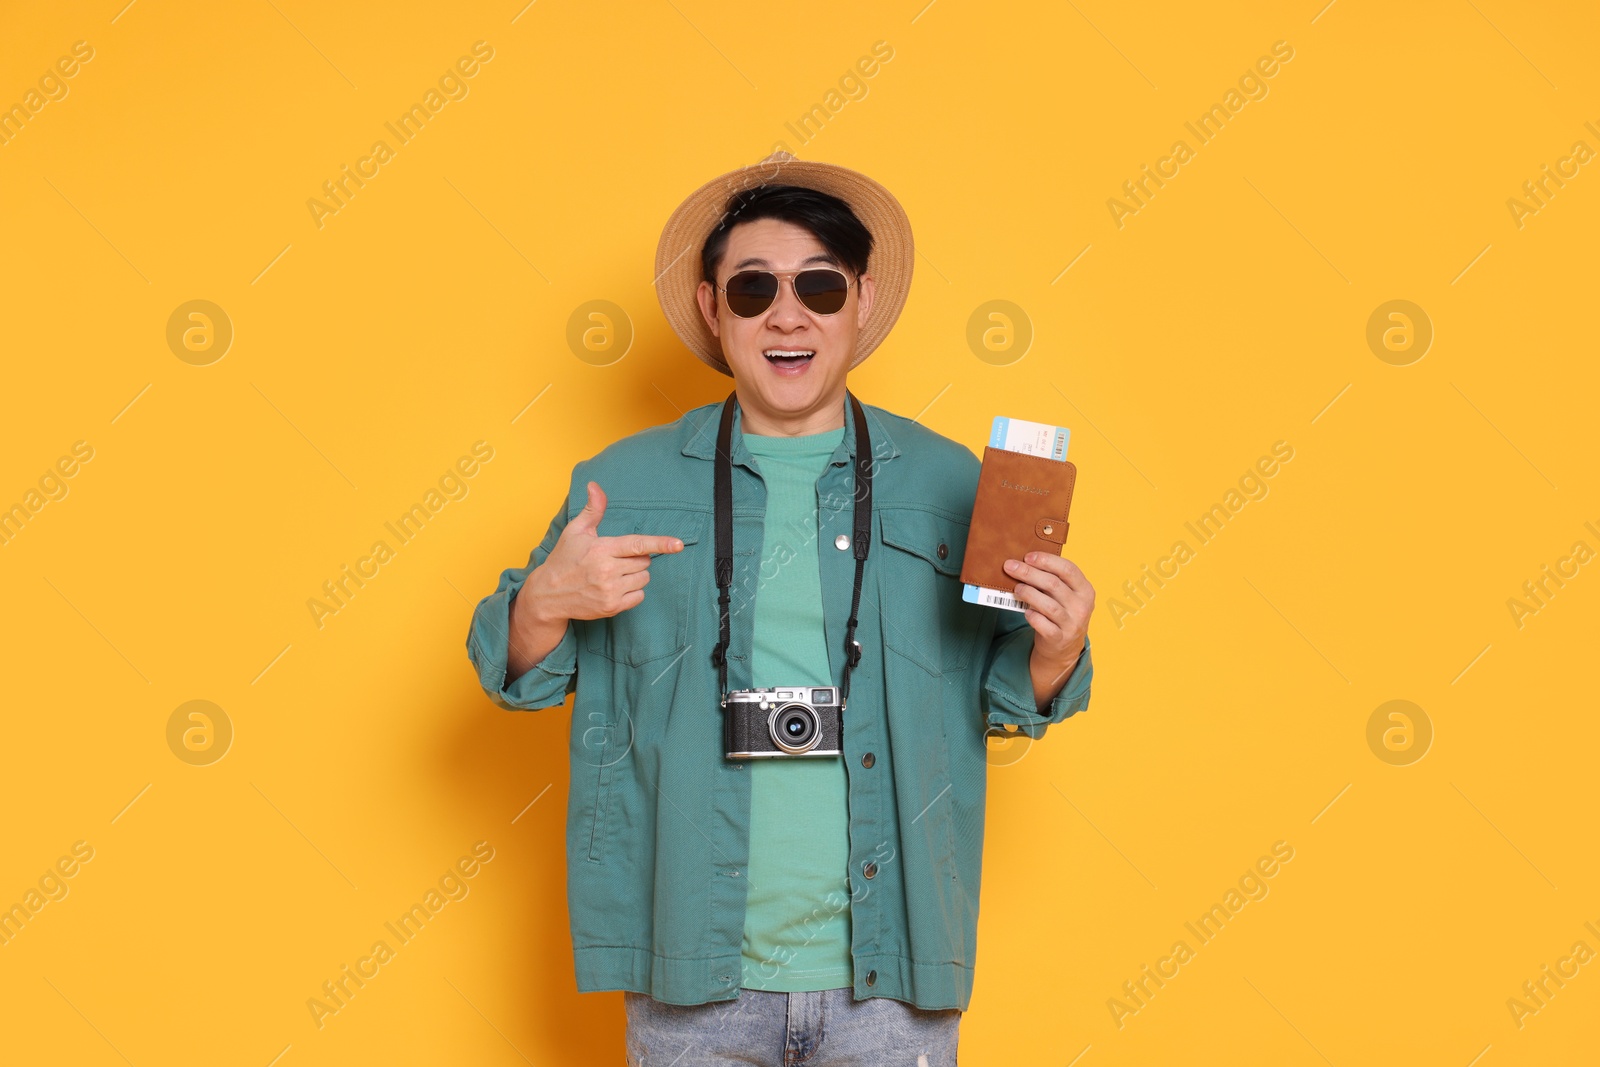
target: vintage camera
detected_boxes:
[723,686,843,759]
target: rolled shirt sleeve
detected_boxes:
[979,606,1093,737]
[466,492,579,712]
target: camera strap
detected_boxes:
[711,389,872,712]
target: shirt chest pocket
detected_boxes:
[876,506,983,676]
[583,507,709,667]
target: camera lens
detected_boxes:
[769,703,820,754]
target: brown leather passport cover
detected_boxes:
[959,447,1077,592]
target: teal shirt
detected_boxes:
[739,424,853,992]
[466,395,1095,1011]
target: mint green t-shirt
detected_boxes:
[738,422,854,992]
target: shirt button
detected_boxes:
[835,534,851,550]
[936,542,948,559]
[861,752,875,768]
[865,970,877,986]
[863,861,877,879]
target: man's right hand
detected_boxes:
[506,482,685,678]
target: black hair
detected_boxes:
[700,184,874,286]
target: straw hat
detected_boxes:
[653,150,915,377]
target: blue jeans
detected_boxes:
[624,986,961,1066]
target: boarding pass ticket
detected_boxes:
[963,416,1071,612]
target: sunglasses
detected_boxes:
[717,268,854,318]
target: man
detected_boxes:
[466,151,1096,1066]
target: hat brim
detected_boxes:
[653,153,914,377]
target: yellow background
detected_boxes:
[2,1,1597,1063]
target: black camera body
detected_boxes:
[723,686,844,759]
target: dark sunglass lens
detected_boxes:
[795,270,849,315]
[725,271,778,317]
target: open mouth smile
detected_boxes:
[762,348,815,375]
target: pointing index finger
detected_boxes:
[607,533,685,557]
